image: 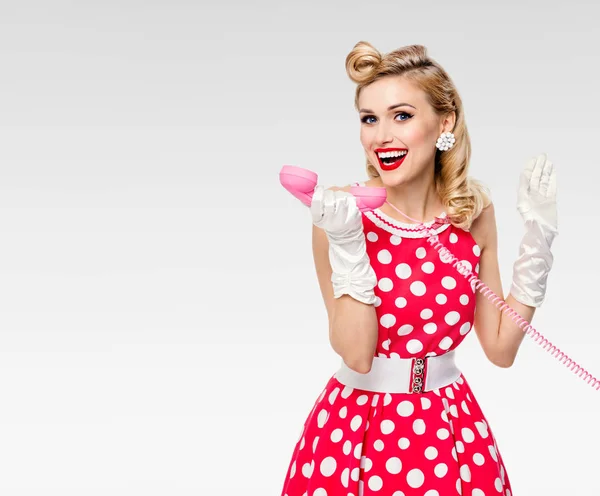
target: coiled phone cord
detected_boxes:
[385,200,600,392]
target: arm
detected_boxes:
[311,186,378,373]
[471,202,534,368]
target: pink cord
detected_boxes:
[385,200,600,391]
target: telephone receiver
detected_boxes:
[279,165,387,212]
[279,164,600,392]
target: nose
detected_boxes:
[375,120,394,145]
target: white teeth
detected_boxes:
[377,150,407,159]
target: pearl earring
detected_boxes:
[436,131,455,151]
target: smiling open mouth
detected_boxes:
[377,149,408,171]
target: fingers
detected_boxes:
[529,153,545,192]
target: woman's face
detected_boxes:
[358,75,451,186]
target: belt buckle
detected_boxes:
[411,358,425,394]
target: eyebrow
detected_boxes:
[359,103,417,113]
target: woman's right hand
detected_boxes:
[310,185,364,237]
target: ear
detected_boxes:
[441,111,456,133]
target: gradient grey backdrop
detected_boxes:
[0,1,598,494]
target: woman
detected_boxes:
[280,42,558,496]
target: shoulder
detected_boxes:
[469,200,497,252]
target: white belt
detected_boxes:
[334,350,461,394]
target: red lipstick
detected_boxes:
[375,148,408,171]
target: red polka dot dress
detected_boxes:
[280,187,513,496]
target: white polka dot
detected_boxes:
[445,311,460,325]
[406,468,425,488]
[353,442,363,459]
[407,339,424,353]
[398,324,414,336]
[356,394,369,406]
[366,231,378,242]
[350,415,363,431]
[320,457,337,477]
[313,488,327,496]
[341,386,353,399]
[434,463,448,477]
[382,339,391,351]
[368,475,383,491]
[459,294,469,305]
[374,440,384,451]
[378,278,393,292]
[397,401,415,417]
[377,249,392,264]
[449,233,458,243]
[395,297,407,308]
[341,467,349,487]
[423,322,437,334]
[441,276,456,289]
[395,263,412,279]
[473,244,481,256]
[460,464,471,482]
[422,261,435,273]
[445,387,455,399]
[495,478,503,491]
[410,281,426,296]
[317,409,329,428]
[460,322,471,335]
[386,457,402,474]
[450,405,458,417]
[489,445,498,461]
[436,293,448,304]
[343,440,352,455]
[425,491,439,496]
[380,420,395,435]
[439,336,453,350]
[420,308,433,319]
[461,401,471,415]
[458,259,473,273]
[473,453,485,465]
[380,314,396,328]
[440,250,453,263]
[425,446,438,460]
[456,441,465,453]
[441,410,449,423]
[416,247,427,259]
[384,393,392,406]
[398,437,410,449]
[475,263,480,273]
[328,388,340,405]
[339,406,348,418]
[462,427,475,443]
[330,429,343,443]
[392,493,406,496]
[302,461,314,477]
[475,421,489,438]
[421,397,431,410]
[456,478,462,495]
[390,235,402,245]
[437,428,450,440]
[351,467,360,481]
[413,419,426,435]
[472,490,485,496]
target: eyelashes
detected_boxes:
[360,112,414,124]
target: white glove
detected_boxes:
[510,153,558,307]
[311,185,377,305]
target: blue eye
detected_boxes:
[360,112,413,124]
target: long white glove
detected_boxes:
[510,153,558,307]
[311,185,377,305]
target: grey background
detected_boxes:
[0,0,599,494]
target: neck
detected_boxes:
[379,171,443,224]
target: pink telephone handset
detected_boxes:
[279,165,387,212]
[280,164,600,392]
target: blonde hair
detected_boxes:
[345,42,491,230]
